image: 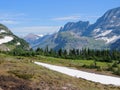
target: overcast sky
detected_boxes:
[0,0,120,36]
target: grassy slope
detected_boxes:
[0,54,120,90]
[36,56,120,77]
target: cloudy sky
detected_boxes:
[0,0,120,36]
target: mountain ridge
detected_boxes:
[24,7,120,50]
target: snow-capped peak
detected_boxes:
[37,34,44,37]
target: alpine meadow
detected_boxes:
[0,0,120,90]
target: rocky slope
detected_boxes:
[23,33,43,47]
[59,21,90,36]
[110,39,120,51]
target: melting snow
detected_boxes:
[110,20,114,23]
[0,29,6,33]
[116,23,120,26]
[93,28,101,33]
[16,42,21,45]
[113,16,116,18]
[37,34,44,37]
[0,36,13,44]
[35,62,120,86]
[96,35,120,44]
[96,30,112,37]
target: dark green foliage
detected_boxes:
[10,48,35,57]
[8,45,120,63]
[58,48,63,57]
[113,66,120,75]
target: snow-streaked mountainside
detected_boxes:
[87,7,120,44]
[24,7,120,50]
[0,24,29,51]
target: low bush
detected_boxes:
[8,70,33,80]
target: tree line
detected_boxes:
[7,46,120,63]
[1,46,120,75]
[36,47,120,62]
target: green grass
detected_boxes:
[0,53,120,90]
[35,55,120,76]
[36,55,111,68]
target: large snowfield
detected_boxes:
[35,62,120,86]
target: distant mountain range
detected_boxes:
[24,7,120,51]
[23,33,43,47]
[0,24,29,51]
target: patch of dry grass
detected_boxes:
[0,54,120,90]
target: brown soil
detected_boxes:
[0,75,33,90]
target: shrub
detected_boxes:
[0,58,4,64]
[8,70,33,80]
[97,66,103,71]
[112,66,120,75]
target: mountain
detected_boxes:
[0,24,29,51]
[32,34,54,49]
[23,33,43,46]
[27,7,120,50]
[59,21,90,36]
[110,39,120,51]
[32,31,106,50]
[86,7,120,44]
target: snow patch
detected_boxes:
[35,62,120,86]
[0,36,13,44]
[0,29,6,33]
[113,16,116,18]
[106,35,120,43]
[96,35,120,44]
[116,23,120,26]
[37,34,44,37]
[93,28,100,33]
[16,42,21,45]
[96,30,112,38]
[110,20,114,23]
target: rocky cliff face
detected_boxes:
[59,21,89,36]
